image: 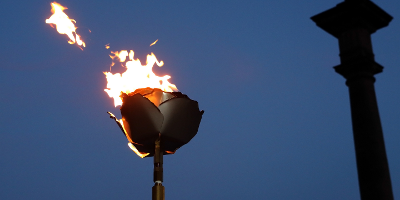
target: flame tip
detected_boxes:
[46,2,85,49]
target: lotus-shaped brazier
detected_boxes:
[112,88,203,157]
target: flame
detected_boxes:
[104,50,177,107]
[105,43,110,49]
[128,143,150,158]
[45,2,85,49]
[110,50,129,62]
[150,39,158,46]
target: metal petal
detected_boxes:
[158,97,203,152]
[120,93,164,153]
[143,89,175,107]
[131,88,175,107]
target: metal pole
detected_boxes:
[152,140,165,200]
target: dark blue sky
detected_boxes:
[1,0,399,199]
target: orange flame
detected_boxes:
[104,50,177,107]
[45,2,85,49]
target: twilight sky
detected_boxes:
[1,0,400,199]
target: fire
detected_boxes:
[104,50,177,107]
[45,2,85,49]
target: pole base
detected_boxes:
[152,183,165,200]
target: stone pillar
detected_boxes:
[311,1,394,199]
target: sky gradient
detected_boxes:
[1,0,400,199]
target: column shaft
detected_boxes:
[347,77,393,200]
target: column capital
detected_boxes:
[311,0,392,38]
[311,1,392,80]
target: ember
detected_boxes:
[150,39,158,46]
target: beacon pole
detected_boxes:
[152,140,164,200]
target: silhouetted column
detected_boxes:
[311,1,393,199]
